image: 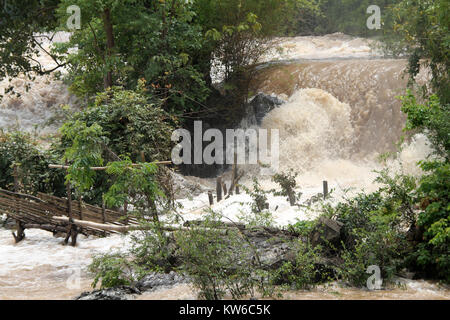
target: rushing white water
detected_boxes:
[253,88,433,192]
[0,228,130,300]
[264,33,382,61]
[0,32,75,134]
[138,280,450,300]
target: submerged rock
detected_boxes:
[0,215,17,229]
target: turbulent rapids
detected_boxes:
[0,34,447,300]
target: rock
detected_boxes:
[398,268,416,280]
[135,271,190,292]
[1,215,17,229]
[239,227,299,269]
[242,93,285,127]
[311,217,343,246]
[170,171,210,199]
[76,286,140,300]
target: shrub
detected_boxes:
[0,130,65,196]
[241,178,269,214]
[59,85,177,205]
[411,161,450,282]
[287,220,316,237]
[89,253,135,289]
[128,223,178,275]
[273,241,323,290]
[175,211,272,300]
[271,169,300,205]
[324,171,419,286]
[400,92,450,160]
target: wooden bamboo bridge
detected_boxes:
[0,188,135,246]
[0,158,330,246]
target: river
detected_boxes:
[0,33,447,300]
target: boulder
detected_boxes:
[242,93,285,127]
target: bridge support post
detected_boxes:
[12,164,25,243]
[64,162,78,246]
[12,221,25,243]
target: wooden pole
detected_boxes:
[288,189,296,206]
[124,200,128,225]
[101,197,107,237]
[78,196,83,220]
[229,153,237,195]
[222,181,227,196]
[101,198,107,224]
[49,162,172,171]
[12,164,25,243]
[323,181,328,200]
[216,177,222,202]
[208,191,214,206]
[64,162,77,246]
[66,178,73,220]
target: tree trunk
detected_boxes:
[102,8,115,89]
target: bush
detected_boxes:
[271,169,300,205]
[241,178,269,214]
[287,220,316,236]
[128,224,178,275]
[399,91,449,282]
[176,211,273,300]
[59,85,177,205]
[273,241,324,290]
[411,161,450,282]
[324,171,418,286]
[337,223,408,287]
[400,92,450,160]
[66,85,177,164]
[0,130,65,196]
[89,253,135,289]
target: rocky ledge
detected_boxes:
[75,271,190,300]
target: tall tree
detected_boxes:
[0,0,62,97]
[383,0,449,104]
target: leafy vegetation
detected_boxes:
[89,253,134,289]
[0,131,65,196]
[383,0,449,104]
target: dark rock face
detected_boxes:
[76,286,140,300]
[178,93,285,178]
[242,93,285,127]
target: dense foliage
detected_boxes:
[0,131,65,196]
[383,0,449,104]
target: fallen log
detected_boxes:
[52,216,229,235]
[49,161,172,171]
